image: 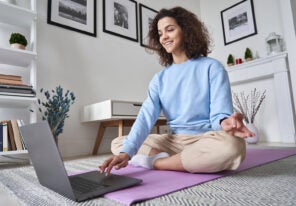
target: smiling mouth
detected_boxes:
[163,41,173,47]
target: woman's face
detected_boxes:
[157,17,184,56]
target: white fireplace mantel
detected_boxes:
[227,52,295,143]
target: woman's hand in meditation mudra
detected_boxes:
[220,112,255,138]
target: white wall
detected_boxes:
[199,0,296,105]
[291,0,296,33]
[199,0,296,143]
[36,0,200,158]
[279,0,296,114]
[200,0,284,65]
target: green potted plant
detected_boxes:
[9,33,28,50]
[244,48,253,61]
[35,85,76,145]
[227,54,235,66]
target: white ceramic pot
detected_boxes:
[10,43,26,50]
[245,123,259,144]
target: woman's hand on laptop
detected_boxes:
[99,153,130,175]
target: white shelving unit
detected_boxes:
[0,150,29,164]
[0,47,37,67]
[0,0,37,164]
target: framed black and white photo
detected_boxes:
[139,4,158,47]
[103,0,138,42]
[221,0,257,45]
[47,0,96,37]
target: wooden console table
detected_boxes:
[92,119,166,155]
[81,100,167,155]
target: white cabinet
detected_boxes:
[81,99,165,122]
[81,100,144,122]
[0,0,37,163]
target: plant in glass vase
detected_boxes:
[232,88,266,144]
[36,85,76,145]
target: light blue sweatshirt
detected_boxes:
[121,57,233,158]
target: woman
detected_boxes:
[99,7,254,175]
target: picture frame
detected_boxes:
[103,0,138,42]
[139,4,158,47]
[47,0,96,37]
[221,0,257,45]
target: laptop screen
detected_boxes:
[20,121,76,200]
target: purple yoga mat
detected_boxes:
[104,148,296,205]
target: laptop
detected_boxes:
[20,121,142,202]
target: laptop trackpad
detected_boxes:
[69,171,142,199]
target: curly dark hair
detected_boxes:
[148,7,211,66]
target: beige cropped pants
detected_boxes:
[111,131,246,173]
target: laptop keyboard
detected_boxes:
[70,176,109,194]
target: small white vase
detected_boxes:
[245,123,259,144]
[10,43,26,50]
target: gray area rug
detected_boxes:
[0,153,295,206]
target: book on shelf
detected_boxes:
[0,78,24,86]
[0,73,23,84]
[0,88,35,94]
[0,83,33,89]
[2,122,8,152]
[0,74,22,81]
[0,84,36,97]
[0,123,2,152]
[17,119,26,150]
[7,120,16,151]
[0,91,36,97]
[0,120,26,152]
[0,121,9,152]
[10,120,24,151]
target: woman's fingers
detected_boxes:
[99,153,130,175]
[106,157,120,175]
[99,156,114,173]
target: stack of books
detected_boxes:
[0,74,23,85]
[0,120,26,152]
[0,74,35,97]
